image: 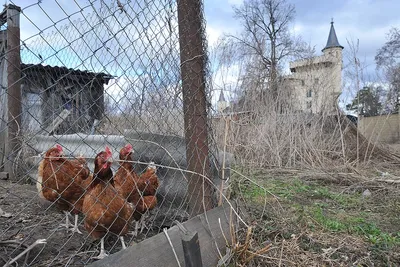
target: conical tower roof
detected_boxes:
[218,90,226,102]
[322,20,344,52]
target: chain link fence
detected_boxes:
[0,1,238,266]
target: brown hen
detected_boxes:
[114,144,159,236]
[37,144,91,233]
[82,146,133,259]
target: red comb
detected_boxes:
[55,144,63,151]
[105,146,112,155]
[125,144,132,151]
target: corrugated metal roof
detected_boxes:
[322,21,343,52]
[21,63,114,84]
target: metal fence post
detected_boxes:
[177,0,214,216]
[4,4,21,180]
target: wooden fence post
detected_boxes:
[4,4,22,180]
[0,29,7,172]
[181,231,203,267]
[177,0,214,216]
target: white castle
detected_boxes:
[216,21,343,115]
[287,21,343,114]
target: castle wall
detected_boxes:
[288,47,342,114]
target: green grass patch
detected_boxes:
[233,171,400,248]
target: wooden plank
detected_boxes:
[181,231,203,267]
[0,30,6,44]
[41,109,70,135]
[88,203,235,267]
[90,119,100,134]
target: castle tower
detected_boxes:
[287,20,343,114]
[322,20,344,113]
[217,90,228,114]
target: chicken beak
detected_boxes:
[107,157,113,164]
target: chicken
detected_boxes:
[37,144,91,234]
[82,146,133,259]
[113,144,158,236]
[113,144,146,202]
[133,162,159,234]
[139,161,159,196]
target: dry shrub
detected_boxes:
[213,91,400,169]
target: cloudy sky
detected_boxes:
[7,0,400,105]
[9,0,400,74]
[205,0,400,76]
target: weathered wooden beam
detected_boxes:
[0,29,6,172]
[0,30,6,43]
[88,203,235,267]
[4,4,21,180]
[40,109,71,135]
[0,5,10,26]
[178,0,214,217]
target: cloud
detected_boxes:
[10,0,400,86]
[290,0,400,81]
[12,0,180,81]
[207,26,224,46]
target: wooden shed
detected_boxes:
[20,63,113,134]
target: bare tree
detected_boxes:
[343,38,363,106]
[230,0,302,101]
[375,27,400,111]
[375,27,400,68]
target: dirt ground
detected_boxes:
[0,180,157,267]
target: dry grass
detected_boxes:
[226,166,400,266]
[213,111,400,170]
[212,93,400,265]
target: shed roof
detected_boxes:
[21,63,114,84]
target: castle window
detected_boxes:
[301,80,305,86]
[306,101,312,109]
[314,78,319,84]
[306,89,312,98]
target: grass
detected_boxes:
[232,168,400,265]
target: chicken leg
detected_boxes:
[139,211,149,234]
[128,221,140,237]
[59,212,82,234]
[120,236,127,249]
[93,237,108,260]
[59,211,74,230]
[70,214,83,234]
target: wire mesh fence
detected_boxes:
[0,1,237,266]
[2,1,400,266]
